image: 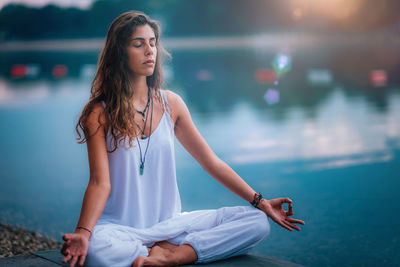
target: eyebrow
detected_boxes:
[131,37,156,41]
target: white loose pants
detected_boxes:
[84,206,270,267]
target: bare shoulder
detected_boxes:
[163,89,187,124]
[86,102,107,134]
[163,89,183,105]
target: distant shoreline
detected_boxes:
[0,222,61,258]
[0,32,398,52]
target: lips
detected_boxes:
[144,59,155,65]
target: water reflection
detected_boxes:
[0,44,399,266]
[0,78,89,107]
[229,89,400,167]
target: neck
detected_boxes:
[132,75,149,104]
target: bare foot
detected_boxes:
[132,256,145,267]
[132,242,197,267]
[154,241,179,252]
[132,245,176,267]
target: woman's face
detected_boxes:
[126,24,157,78]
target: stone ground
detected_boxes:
[0,222,61,258]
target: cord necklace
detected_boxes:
[136,87,151,124]
[136,87,153,175]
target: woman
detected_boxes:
[61,11,305,267]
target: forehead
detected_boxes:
[131,24,156,39]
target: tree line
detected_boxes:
[0,0,399,41]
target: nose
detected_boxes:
[144,43,154,56]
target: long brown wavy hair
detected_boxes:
[75,11,170,152]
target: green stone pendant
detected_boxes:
[140,163,144,175]
[141,135,146,139]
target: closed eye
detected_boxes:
[131,37,156,48]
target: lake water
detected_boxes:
[0,44,399,266]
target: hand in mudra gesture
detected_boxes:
[61,232,90,267]
[259,198,305,231]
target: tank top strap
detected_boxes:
[159,90,174,134]
[159,90,170,114]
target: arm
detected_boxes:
[74,103,111,237]
[62,103,111,267]
[169,91,256,203]
[168,90,304,231]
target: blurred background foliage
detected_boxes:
[0,0,400,40]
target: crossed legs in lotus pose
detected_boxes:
[132,241,197,267]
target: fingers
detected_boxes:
[62,251,86,267]
[70,255,78,267]
[63,234,72,241]
[282,217,305,231]
[60,245,67,256]
[285,219,301,231]
[274,216,304,231]
[280,218,303,231]
[276,219,292,231]
[287,217,305,225]
[79,255,87,267]
[281,220,294,231]
[62,254,72,264]
[286,204,294,216]
[280,198,292,204]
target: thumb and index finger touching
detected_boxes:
[278,198,293,215]
[279,197,306,225]
[286,204,294,216]
[62,234,72,241]
[63,232,81,241]
[280,197,293,204]
[279,198,306,224]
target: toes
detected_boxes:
[132,256,145,267]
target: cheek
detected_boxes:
[127,52,140,65]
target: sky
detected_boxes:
[0,0,95,10]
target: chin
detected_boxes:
[130,67,155,77]
[144,70,155,76]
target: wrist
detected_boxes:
[74,227,91,240]
[249,192,267,209]
[258,198,269,210]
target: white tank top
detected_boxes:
[98,90,181,229]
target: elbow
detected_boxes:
[88,175,111,193]
[87,182,111,199]
[99,183,111,194]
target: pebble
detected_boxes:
[0,222,61,258]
